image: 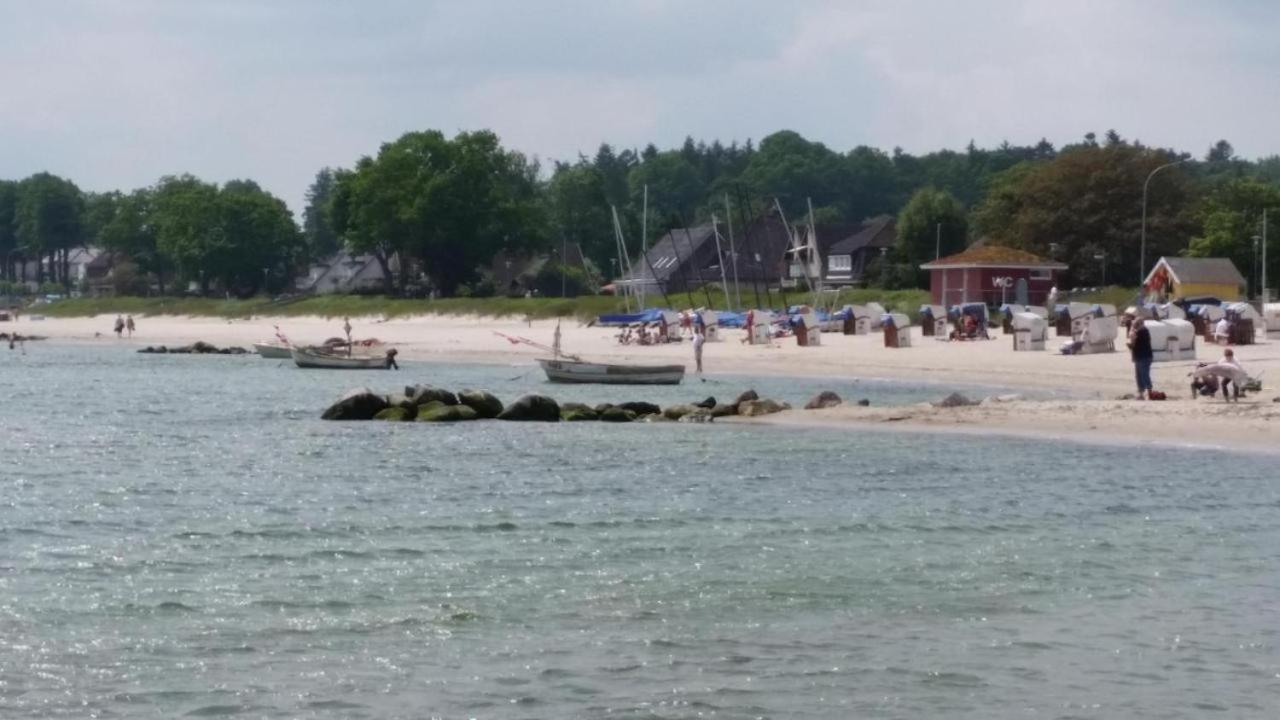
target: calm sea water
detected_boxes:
[1,345,1278,718]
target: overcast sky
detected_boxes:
[2,0,1277,214]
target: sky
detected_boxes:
[2,0,1278,215]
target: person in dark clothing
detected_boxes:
[1127,317,1154,399]
[385,347,399,370]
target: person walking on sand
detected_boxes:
[113,315,124,338]
[692,327,705,374]
[125,315,136,338]
[1127,317,1154,400]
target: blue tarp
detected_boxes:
[717,311,747,328]
[596,309,666,326]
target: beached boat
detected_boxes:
[291,345,391,369]
[537,358,685,385]
[253,342,293,359]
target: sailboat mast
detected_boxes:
[724,193,741,311]
[610,205,631,313]
[711,214,731,311]
[640,184,649,308]
[807,196,822,305]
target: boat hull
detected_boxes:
[292,346,390,369]
[254,342,293,359]
[537,358,685,385]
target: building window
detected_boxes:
[828,255,852,272]
[1030,268,1051,281]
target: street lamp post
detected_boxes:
[1140,158,1191,289]
[1094,251,1106,286]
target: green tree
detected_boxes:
[970,144,1197,287]
[214,180,304,294]
[546,162,613,273]
[895,187,968,278]
[1186,178,1280,297]
[97,188,168,294]
[302,167,340,261]
[14,172,85,290]
[152,175,222,292]
[334,129,546,296]
[0,180,17,281]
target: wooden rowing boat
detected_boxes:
[291,345,391,369]
[253,342,293,359]
[537,358,685,385]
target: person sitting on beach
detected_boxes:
[1190,348,1246,402]
[961,314,978,340]
[1213,316,1231,344]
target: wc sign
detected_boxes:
[991,276,1014,288]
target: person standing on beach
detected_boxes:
[692,327,705,374]
[113,315,124,338]
[342,316,353,356]
[125,315,136,338]
[1127,317,1154,400]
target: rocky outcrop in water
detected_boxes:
[738,398,790,417]
[496,394,561,422]
[458,389,503,418]
[138,342,249,355]
[935,392,978,408]
[319,387,793,426]
[322,388,390,420]
[804,391,843,410]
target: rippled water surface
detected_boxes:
[1,346,1278,718]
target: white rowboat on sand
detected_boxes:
[254,342,293,359]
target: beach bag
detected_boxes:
[1148,390,1167,401]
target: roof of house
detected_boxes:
[626,225,717,283]
[919,245,1067,270]
[1148,256,1246,286]
[828,215,896,255]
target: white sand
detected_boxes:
[11,311,1280,450]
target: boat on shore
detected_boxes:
[291,345,392,370]
[254,342,293,359]
[537,358,685,385]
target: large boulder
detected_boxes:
[678,408,714,423]
[600,407,637,423]
[191,341,218,354]
[406,385,458,406]
[617,401,660,416]
[935,392,978,408]
[321,388,389,421]
[374,406,413,422]
[733,389,759,411]
[497,394,561,422]
[417,403,479,422]
[710,403,738,418]
[738,398,789,417]
[694,396,717,409]
[804,391,843,410]
[662,404,699,421]
[457,389,503,418]
[560,402,599,422]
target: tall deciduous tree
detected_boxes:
[302,167,340,262]
[546,162,613,274]
[0,180,17,281]
[896,187,968,266]
[333,129,546,296]
[1186,178,1280,297]
[970,144,1197,286]
[15,172,85,290]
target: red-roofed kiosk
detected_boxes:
[920,246,1067,307]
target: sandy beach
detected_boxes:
[11,311,1280,451]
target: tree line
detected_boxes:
[3,128,1278,298]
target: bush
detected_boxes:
[533,262,590,298]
